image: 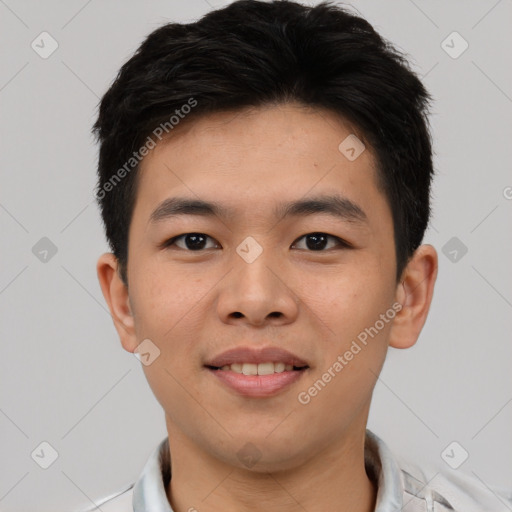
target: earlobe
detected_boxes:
[388,244,438,349]
[96,253,138,352]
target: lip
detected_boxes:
[204,346,309,368]
[206,366,309,398]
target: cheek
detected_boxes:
[131,266,205,338]
[298,263,388,321]
[297,266,394,366]
[134,271,206,411]
[296,282,392,425]
[132,267,221,376]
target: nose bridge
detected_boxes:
[216,235,299,325]
[235,239,278,293]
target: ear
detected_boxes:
[96,253,138,353]
[389,244,438,349]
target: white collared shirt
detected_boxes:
[83,429,512,512]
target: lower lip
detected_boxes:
[206,367,308,398]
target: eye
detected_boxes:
[161,232,351,252]
[291,232,350,251]
[162,233,220,251]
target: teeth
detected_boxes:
[257,362,274,375]
[242,363,258,376]
[217,362,300,374]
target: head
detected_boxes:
[95,0,437,472]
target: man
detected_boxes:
[90,1,510,510]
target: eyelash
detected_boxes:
[160,232,352,252]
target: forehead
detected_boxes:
[133,103,389,227]
[144,103,374,167]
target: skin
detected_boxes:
[97,102,438,512]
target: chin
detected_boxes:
[212,436,313,474]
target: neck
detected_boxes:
[164,422,377,512]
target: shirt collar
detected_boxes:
[133,429,404,512]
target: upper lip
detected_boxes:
[205,346,309,368]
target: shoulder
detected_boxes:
[398,460,512,512]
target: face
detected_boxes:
[98,103,435,472]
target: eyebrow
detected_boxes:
[148,194,368,225]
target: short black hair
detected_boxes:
[93,0,434,286]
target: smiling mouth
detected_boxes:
[205,362,309,375]
[204,362,309,397]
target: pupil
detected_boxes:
[306,233,327,250]
[185,233,206,250]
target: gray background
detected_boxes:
[1,1,511,511]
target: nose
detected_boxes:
[216,247,299,327]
